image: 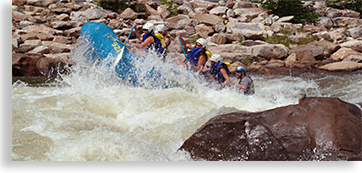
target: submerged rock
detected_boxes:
[12,53,72,77]
[179,97,362,161]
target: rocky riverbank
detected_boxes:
[12,0,362,77]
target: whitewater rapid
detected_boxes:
[11,37,361,161]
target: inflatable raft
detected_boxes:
[80,22,162,86]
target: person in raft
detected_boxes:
[126,23,164,55]
[175,32,211,71]
[154,24,171,59]
[231,66,255,95]
[202,54,231,87]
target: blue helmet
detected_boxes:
[235,66,246,73]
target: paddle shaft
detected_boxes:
[123,25,135,47]
[178,36,189,63]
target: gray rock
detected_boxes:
[317,17,333,28]
[348,27,361,39]
[209,6,228,16]
[29,46,50,54]
[276,16,294,23]
[246,44,288,60]
[227,22,265,40]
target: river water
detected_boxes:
[11,36,362,162]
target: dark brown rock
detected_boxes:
[13,53,72,77]
[12,53,42,76]
[179,97,361,161]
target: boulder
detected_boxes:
[41,41,73,54]
[227,22,265,40]
[26,0,56,7]
[306,40,341,55]
[23,24,63,35]
[179,97,362,161]
[233,8,267,20]
[340,40,362,48]
[232,1,257,9]
[12,0,27,6]
[36,56,72,77]
[12,53,42,76]
[51,21,77,29]
[246,44,288,60]
[20,33,38,42]
[50,7,72,14]
[319,61,362,71]
[209,6,228,16]
[29,46,50,54]
[157,5,171,19]
[208,33,226,45]
[145,3,160,16]
[332,17,362,28]
[193,13,223,26]
[285,53,297,68]
[290,45,324,62]
[343,55,362,63]
[190,0,217,10]
[330,47,362,61]
[276,16,294,23]
[194,24,214,36]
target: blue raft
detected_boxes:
[79,22,213,89]
[80,22,162,86]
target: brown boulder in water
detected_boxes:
[12,53,42,76]
[179,97,362,161]
[12,53,72,77]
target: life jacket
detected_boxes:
[186,47,209,67]
[142,32,164,54]
[238,76,255,95]
[210,62,230,84]
[154,33,166,48]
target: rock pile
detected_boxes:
[12,0,362,77]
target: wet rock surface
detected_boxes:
[179,97,362,161]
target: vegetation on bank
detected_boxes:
[325,0,362,14]
[255,0,321,24]
[263,27,319,48]
[95,0,136,12]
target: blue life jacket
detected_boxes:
[210,62,230,83]
[186,47,208,67]
[142,32,164,54]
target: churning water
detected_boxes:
[12,38,362,161]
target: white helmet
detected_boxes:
[196,38,207,48]
[210,54,222,62]
[142,23,155,32]
[155,24,166,34]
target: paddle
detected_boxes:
[113,25,135,68]
[178,36,189,63]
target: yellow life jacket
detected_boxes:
[205,48,212,57]
[154,33,166,48]
[223,62,231,67]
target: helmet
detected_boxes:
[210,54,222,62]
[143,23,155,32]
[196,38,207,48]
[235,66,246,73]
[155,24,166,34]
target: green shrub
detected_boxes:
[255,0,321,24]
[325,0,362,14]
[264,27,319,48]
[95,0,136,12]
